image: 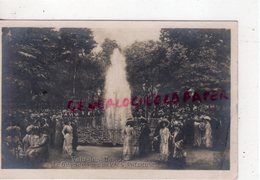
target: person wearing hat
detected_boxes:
[22,125,34,152]
[23,126,49,162]
[168,122,186,169]
[122,118,135,161]
[154,119,170,162]
[54,115,63,152]
[23,126,42,161]
[49,114,56,148]
[71,118,79,152]
[202,116,213,148]
[62,120,73,158]
[169,119,174,134]
[182,113,195,146]
[193,115,204,147]
[153,118,163,153]
[36,127,50,161]
[39,118,49,134]
[5,120,21,153]
[138,117,151,156]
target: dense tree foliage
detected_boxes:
[125,29,231,96]
[125,41,166,95]
[2,28,105,109]
[160,29,230,90]
[2,28,230,112]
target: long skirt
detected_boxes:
[139,137,151,156]
[160,141,169,161]
[54,131,63,152]
[204,125,213,148]
[63,133,73,157]
[123,136,134,160]
[168,141,186,168]
[193,124,202,147]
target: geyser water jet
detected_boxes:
[104,48,132,145]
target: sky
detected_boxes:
[92,28,161,52]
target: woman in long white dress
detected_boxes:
[62,121,73,157]
[155,120,170,162]
[122,120,135,161]
[203,116,213,148]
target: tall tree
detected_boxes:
[2,28,101,109]
[2,28,60,107]
[125,40,167,96]
[57,28,97,100]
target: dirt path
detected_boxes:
[42,146,229,170]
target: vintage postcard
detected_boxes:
[0,21,237,179]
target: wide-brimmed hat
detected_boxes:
[126,119,135,126]
[200,115,211,121]
[26,125,35,133]
[203,115,211,121]
[159,118,170,127]
[173,120,184,128]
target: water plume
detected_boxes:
[104,48,132,145]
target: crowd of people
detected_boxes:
[122,114,213,168]
[132,102,227,148]
[2,109,81,167]
[2,102,226,168]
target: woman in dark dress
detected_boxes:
[153,121,161,152]
[168,121,186,169]
[54,115,63,152]
[138,118,151,156]
[71,119,78,152]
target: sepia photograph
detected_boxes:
[0,21,237,177]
